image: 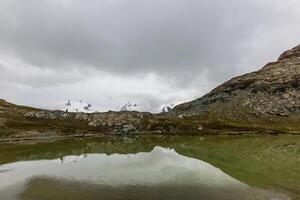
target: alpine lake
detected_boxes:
[0,134,299,200]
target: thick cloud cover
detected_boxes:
[0,0,300,110]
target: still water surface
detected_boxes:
[0,135,298,200]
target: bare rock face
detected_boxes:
[173,45,300,122]
[23,110,153,134]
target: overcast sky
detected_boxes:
[0,0,300,111]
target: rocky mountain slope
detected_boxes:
[0,99,200,142]
[0,45,299,141]
[173,44,300,132]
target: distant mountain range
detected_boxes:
[59,100,94,113]
[0,44,299,141]
[117,102,174,113]
[53,100,174,114]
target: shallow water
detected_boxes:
[0,135,299,199]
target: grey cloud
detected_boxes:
[1,0,300,109]
[1,0,300,85]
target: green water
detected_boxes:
[0,135,299,199]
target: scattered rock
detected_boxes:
[118,124,138,134]
[88,121,97,127]
[178,114,184,119]
[198,125,203,131]
[0,118,6,127]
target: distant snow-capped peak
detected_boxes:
[118,102,175,113]
[118,102,148,112]
[60,100,94,113]
[158,104,175,113]
[160,104,174,113]
[50,100,175,114]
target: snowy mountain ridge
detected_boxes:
[60,100,94,113]
[52,100,174,114]
[118,102,174,113]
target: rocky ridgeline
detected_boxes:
[24,110,154,134]
[22,109,197,135]
[173,45,300,122]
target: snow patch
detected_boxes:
[57,100,94,113]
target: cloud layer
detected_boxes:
[0,0,300,110]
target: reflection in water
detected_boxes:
[0,147,290,200]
